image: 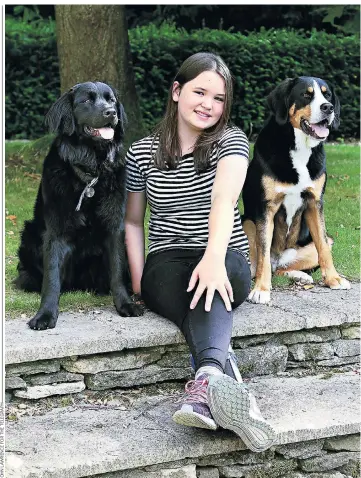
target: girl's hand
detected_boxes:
[187,254,233,312]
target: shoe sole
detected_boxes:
[172,409,218,431]
[207,375,276,452]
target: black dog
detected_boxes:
[242,76,351,304]
[15,81,143,330]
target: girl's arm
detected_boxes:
[125,191,147,295]
[188,155,248,311]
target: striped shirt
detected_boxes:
[126,125,250,257]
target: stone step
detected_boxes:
[5,371,360,478]
[5,286,359,365]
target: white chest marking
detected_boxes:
[275,130,313,228]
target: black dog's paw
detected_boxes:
[116,302,144,317]
[27,311,58,330]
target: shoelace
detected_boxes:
[182,377,209,405]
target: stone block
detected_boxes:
[300,451,359,472]
[197,468,219,478]
[62,347,165,374]
[156,353,191,368]
[233,334,276,349]
[341,325,360,340]
[317,356,360,367]
[276,439,325,459]
[5,376,26,390]
[14,381,85,399]
[288,343,334,361]
[197,450,274,467]
[234,345,288,377]
[280,328,341,345]
[24,372,84,386]
[324,434,360,452]
[85,364,191,390]
[333,340,360,358]
[6,360,60,376]
[94,465,197,477]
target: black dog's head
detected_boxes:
[267,77,340,141]
[45,81,127,143]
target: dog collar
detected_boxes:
[75,176,99,211]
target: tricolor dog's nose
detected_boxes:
[103,108,117,118]
[320,103,334,114]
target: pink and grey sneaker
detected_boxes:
[172,373,218,430]
[207,374,276,452]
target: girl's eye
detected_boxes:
[194,91,204,96]
[215,97,225,102]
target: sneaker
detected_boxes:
[207,374,276,452]
[189,345,243,383]
[172,373,218,430]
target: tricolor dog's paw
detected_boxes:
[248,289,271,304]
[327,276,351,290]
[284,270,314,284]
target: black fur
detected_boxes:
[15,81,143,330]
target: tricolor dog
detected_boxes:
[242,76,351,304]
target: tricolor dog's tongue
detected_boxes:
[311,124,329,138]
[97,127,114,139]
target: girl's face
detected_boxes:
[172,70,226,135]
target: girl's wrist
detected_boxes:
[204,248,226,262]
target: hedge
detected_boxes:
[5,19,360,140]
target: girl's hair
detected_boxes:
[152,52,234,172]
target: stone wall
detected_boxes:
[5,324,360,401]
[89,434,360,477]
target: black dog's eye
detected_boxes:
[303,92,312,99]
[323,91,331,100]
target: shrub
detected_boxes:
[5,19,360,140]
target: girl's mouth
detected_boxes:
[195,110,211,119]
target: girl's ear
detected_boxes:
[172,82,181,102]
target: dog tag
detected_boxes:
[85,187,95,198]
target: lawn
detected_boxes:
[5,138,360,318]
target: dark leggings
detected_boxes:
[141,248,251,373]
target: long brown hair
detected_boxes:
[152,52,234,173]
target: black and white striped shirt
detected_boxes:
[126,125,250,257]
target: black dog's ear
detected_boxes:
[45,88,76,136]
[267,78,297,125]
[109,85,128,137]
[329,84,341,130]
[117,102,127,137]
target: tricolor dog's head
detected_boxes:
[267,77,340,142]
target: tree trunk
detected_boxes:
[55,5,144,145]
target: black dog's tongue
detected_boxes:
[96,127,114,139]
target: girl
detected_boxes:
[125,52,276,452]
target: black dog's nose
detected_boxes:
[320,103,334,114]
[103,108,117,118]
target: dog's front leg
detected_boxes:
[305,198,350,290]
[27,235,71,330]
[105,231,143,317]
[248,205,279,304]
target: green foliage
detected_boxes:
[5,19,360,140]
[5,18,59,139]
[129,24,360,139]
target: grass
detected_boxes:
[5,138,360,318]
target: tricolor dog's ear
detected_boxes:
[329,84,341,130]
[45,86,78,136]
[267,78,297,125]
